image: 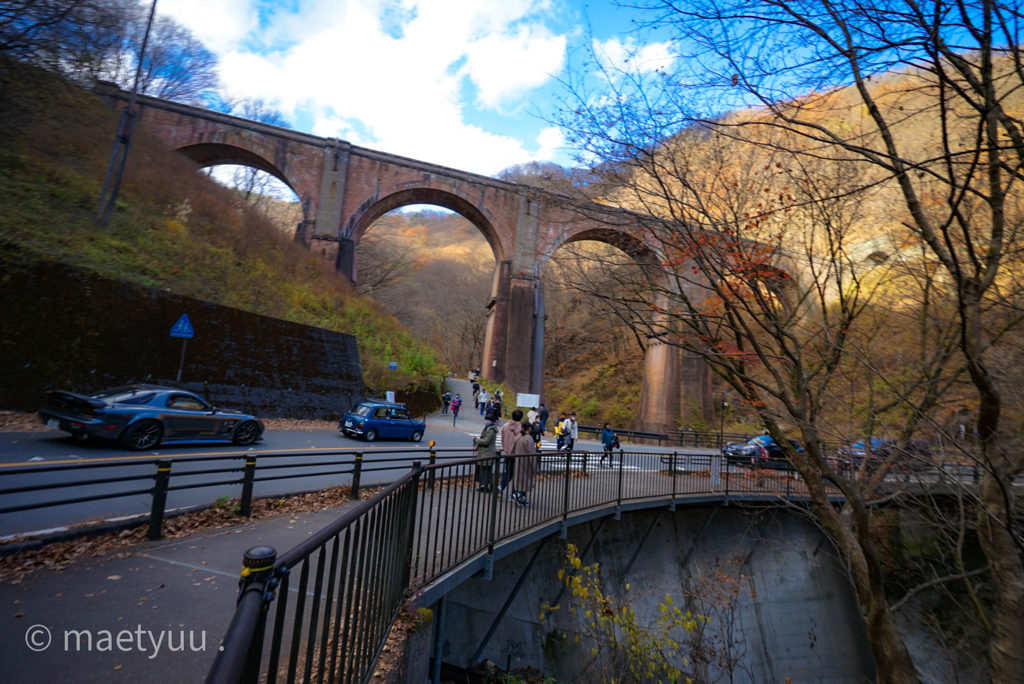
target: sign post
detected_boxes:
[169,314,195,382]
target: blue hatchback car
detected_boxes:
[339,401,425,442]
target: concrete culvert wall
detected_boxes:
[440,506,876,683]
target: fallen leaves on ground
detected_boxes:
[0,483,385,585]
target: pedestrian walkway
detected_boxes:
[0,500,364,684]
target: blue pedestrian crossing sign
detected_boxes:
[169,314,195,339]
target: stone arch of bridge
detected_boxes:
[541,224,698,433]
[556,225,660,268]
[342,187,506,269]
[176,143,310,215]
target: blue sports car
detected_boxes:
[39,384,264,450]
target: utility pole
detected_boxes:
[96,0,158,229]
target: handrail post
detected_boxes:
[148,460,171,540]
[404,462,422,589]
[723,454,729,497]
[616,449,624,509]
[351,452,364,499]
[239,546,277,684]
[428,442,437,489]
[486,457,500,559]
[671,451,678,505]
[240,456,257,517]
[562,451,571,525]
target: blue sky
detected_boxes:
[159,0,673,177]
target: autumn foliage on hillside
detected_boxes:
[0,59,442,391]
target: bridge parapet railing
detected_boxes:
[207,448,848,684]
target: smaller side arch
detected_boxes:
[559,226,658,265]
[176,143,297,194]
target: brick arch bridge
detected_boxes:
[94,83,712,431]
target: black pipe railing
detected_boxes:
[0,448,479,541]
[205,449,857,684]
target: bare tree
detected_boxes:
[552,82,1004,677]
[1,0,219,104]
[633,2,1024,680]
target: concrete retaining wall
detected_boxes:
[440,506,875,682]
[0,258,365,419]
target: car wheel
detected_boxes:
[364,428,378,442]
[233,420,260,446]
[410,430,423,443]
[121,420,162,451]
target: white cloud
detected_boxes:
[464,24,566,109]
[161,0,573,175]
[593,36,675,74]
[535,126,564,159]
[158,0,260,53]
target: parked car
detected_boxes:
[839,438,932,473]
[723,435,803,470]
[339,401,425,442]
[38,384,264,450]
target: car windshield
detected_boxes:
[351,404,373,417]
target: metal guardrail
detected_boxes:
[0,448,481,541]
[576,425,753,448]
[204,449,852,684]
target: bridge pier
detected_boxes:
[481,265,545,398]
[636,335,680,435]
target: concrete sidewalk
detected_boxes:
[0,502,361,684]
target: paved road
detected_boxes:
[0,377,703,539]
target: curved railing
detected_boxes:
[203,448,840,684]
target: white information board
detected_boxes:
[516,393,541,409]
[385,391,396,403]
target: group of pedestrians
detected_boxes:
[553,412,579,451]
[445,380,623,506]
[472,408,539,507]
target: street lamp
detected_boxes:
[719,399,729,450]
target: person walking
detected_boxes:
[554,412,566,450]
[527,407,539,425]
[562,412,578,452]
[472,380,481,408]
[499,409,524,493]
[473,407,500,492]
[510,419,539,507]
[529,417,544,447]
[538,403,549,434]
[600,422,616,467]
[478,388,490,416]
[441,391,451,415]
[451,394,462,420]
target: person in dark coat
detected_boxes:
[600,422,616,466]
[510,420,539,507]
[498,409,523,493]
[473,408,500,492]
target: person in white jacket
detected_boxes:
[562,412,578,451]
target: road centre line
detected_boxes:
[0,444,425,469]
